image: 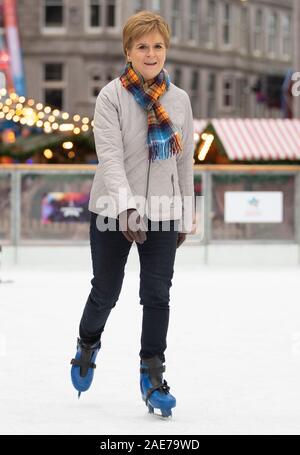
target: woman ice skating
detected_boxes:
[70,10,195,418]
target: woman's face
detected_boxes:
[126,31,167,82]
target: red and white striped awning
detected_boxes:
[210,119,300,161]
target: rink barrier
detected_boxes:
[0,164,300,248]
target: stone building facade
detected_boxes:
[15,0,294,119]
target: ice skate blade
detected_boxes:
[147,409,173,419]
[142,395,173,418]
[145,402,173,418]
[78,391,81,399]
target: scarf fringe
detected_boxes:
[149,132,183,161]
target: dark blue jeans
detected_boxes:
[79,212,179,363]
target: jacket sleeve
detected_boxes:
[176,91,195,234]
[93,87,137,216]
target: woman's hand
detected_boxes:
[177,232,186,248]
[119,209,147,244]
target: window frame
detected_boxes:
[170,0,181,42]
[267,10,279,58]
[187,0,199,45]
[85,0,121,34]
[239,5,249,55]
[207,72,217,119]
[221,73,235,111]
[173,67,182,88]
[41,0,67,35]
[221,1,234,50]
[133,0,145,13]
[205,0,217,49]
[281,12,292,60]
[88,66,117,104]
[41,61,66,111]
[253,7,264,57]
[150,0,162,14]
[190,69,201,118]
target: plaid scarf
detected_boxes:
[120,62,183,161]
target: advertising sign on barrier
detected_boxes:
[41,192,90,223]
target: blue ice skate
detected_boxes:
[140,355,176,418]
[70,338,101,398]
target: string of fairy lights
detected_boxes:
[0,88,94,160]
[0,88,211,162]
[0,88,94,134]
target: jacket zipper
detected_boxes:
[145,158,151,215]
[171,174,175,197]
[145,159,151,199]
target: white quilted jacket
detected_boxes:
[88,77,195,233]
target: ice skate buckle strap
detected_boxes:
[145,380,170,405]
[70,358,96,369]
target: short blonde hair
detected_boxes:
[122,10,170,60]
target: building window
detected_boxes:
[174,68,182,87]
[43,63,64,110]
[134,0,144,12]
[190,70,200,117]
[282,13,291,58]
[90,72,103,99]
[207,73,216,118]
[90,0,101,27]
[150,0,161,13]
[44,89,63,110]
[88,0,117,28]
[106,0,116,26]
[222,75,234,108]
[44,0,64,28]
[171,0,181,40]
[44,63,63,81]
[206,0,216,47]
[89,68,115,101]
[191,70,199,92]
[236,77,248,117]
[188,0,198,42]
[222,2,232,46]
[254,9,263,54]
[267,11,278,56]
[239,6,248,53]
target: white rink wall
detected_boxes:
[1,244,300,269]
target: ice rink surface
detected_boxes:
[0,245,300,435]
